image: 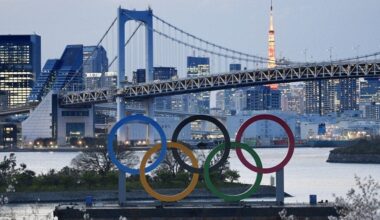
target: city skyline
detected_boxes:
[0,3,379,218]
[1,0,380,65]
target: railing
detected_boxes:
[60,60,380,106]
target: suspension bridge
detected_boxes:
[1,7,380,117]
[2,6,379,215]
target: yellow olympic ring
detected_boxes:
[139,142,199,202]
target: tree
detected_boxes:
[278,176,380,220]
[224,170,240,183]
[279,209,297,220]
[202,150,240,184]
[151,150,192,186]
[328,175,380,220]
[71,143,139,176]
[0,153,34,218]
[0,153,30,192]
[153,150,190,176]
[151,148,241,186]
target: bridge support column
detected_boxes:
[276,168,285,204]
[144,8,154,145]
[118,170,126,205]
[117,6,127,141]
[117,6,127,205]
[116,6,154,205]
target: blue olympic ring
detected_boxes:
[107,115,167,175]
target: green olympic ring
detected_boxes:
[203,142,263,202]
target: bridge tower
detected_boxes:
[117,7,154,205]
[117,7,154,142]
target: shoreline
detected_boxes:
[0,144,337,153]
[327,152,380,164]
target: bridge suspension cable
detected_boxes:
[330,51,380,64]
[152,14,271,63]
[62,17,118,91]
[108,22,143,69]
[152,29,268,64]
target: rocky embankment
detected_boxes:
[327,139,380,164]
[327,152,380,164]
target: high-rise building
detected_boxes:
[246,86,281,110]
[0,35,41,106]
[224,64,242,114]
[83,46,108,73]
[0,91,8,110]
[52,45,84,91]
[154,67,177,110]
[336,78,358,112]
[133,69,146,84]
[215,91,225,111]
[229,63,241,72]
[28,59,60,102]
[133,67,178,110]
[171,95,188,112]
[359,78,380,103]
[187,56,210,77]
[29,45,84,102]
[28,45,101,101]
[358,78,380,116]
[305,78,357,115]
[365,102,380,120]
[305,80,336,115]
[231,89,247,113]
[102,71,118,88]
[187,56,210,114]
[281,84,305,114]
[84,72,102,90]
[133,67,177,83]
[0,123,17,147]
[83,46,108,90]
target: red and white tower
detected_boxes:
[268,0,277,89]
[268,0,276,68]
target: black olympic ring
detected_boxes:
[171,115,231,174]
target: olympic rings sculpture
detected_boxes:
[107,114,295,202]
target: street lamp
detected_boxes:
[353,45,360,61]
[327,47,333,62]
[303,49,308,63]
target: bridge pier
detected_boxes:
[276,168,285,204]
[117,7,127,205]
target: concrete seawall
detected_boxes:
[5,186,289,204]
[54,203,337,220]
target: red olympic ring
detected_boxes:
[235,114,295,174]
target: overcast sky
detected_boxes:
[1,0,380,65]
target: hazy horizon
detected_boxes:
[1,0,380,65]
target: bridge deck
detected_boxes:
[60,61,380,106]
